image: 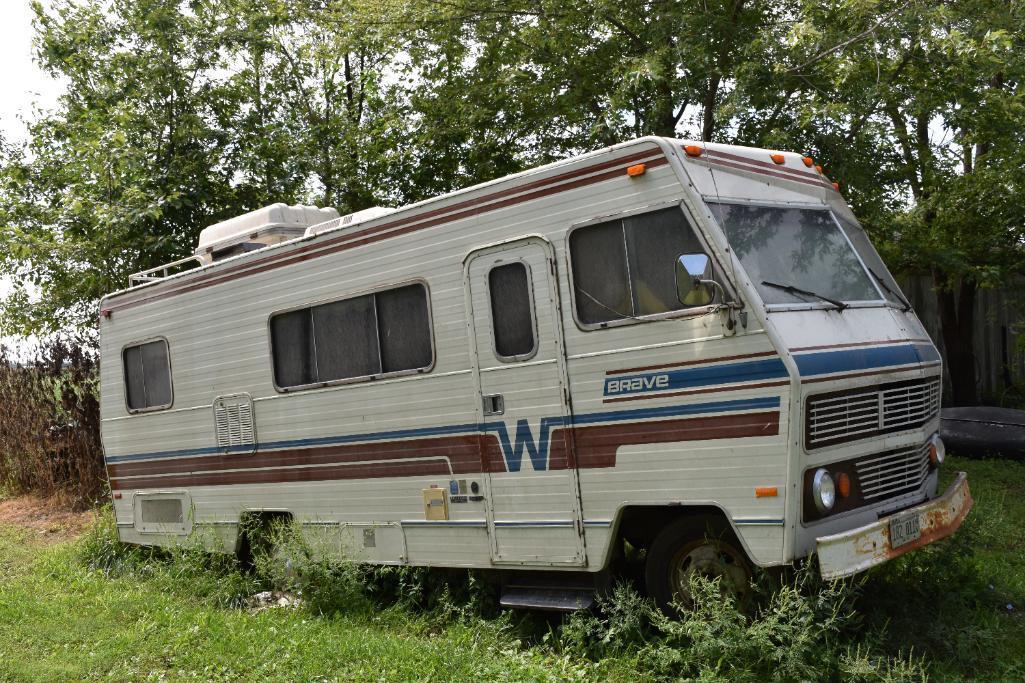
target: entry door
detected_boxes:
[464,237,585,565]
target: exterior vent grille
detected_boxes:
[806,378,941,449]
[213,393,256,454]
[855,444,930,500]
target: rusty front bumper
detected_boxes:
[816,472,972,580]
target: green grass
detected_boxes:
[0,455,1022,682]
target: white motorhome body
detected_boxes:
[99,137,971,607]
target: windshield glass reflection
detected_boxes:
[707,202,881,306]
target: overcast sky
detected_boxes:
[1,2,63,338]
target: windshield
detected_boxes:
[707,202,882,306]
[834,216,908,307]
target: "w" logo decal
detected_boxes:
[484,417,567,472]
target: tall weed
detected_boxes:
[0,340,103,507]
[557,569,926,682]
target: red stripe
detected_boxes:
[109,411,779,490]
[106,148,668,313]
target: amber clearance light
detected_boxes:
[770,153,785,165]
[684,145,703,157]
[626,163,647,177]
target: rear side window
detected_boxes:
[270,283,433,389]
[123,339,172,411]
[569,207,710,325]
[488,262,537,360]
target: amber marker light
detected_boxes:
[802,156,814,167]
[770,153,785,165]
[755,486,778,498]
[684,145,703,157]
[836,473,851,499]
[832,182,840,191]
[626,163,647,177]
[815,164,824,174]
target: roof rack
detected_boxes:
[128,255,205,287]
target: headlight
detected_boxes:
[812,468,836,512]
[928,434,946,467]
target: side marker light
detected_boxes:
[626,163,647,177]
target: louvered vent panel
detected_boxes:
[855,444,931,500]
[806,378,941,449]
[213,394,257,454]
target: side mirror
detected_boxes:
[675,253,715,306]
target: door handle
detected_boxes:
[482,394,505,416]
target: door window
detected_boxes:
[487,262,537,360]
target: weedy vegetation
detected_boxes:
[0,340,103,508]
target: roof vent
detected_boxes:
[195,203,339,263]
[305,206,396,237]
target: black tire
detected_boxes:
[644,516,752,615]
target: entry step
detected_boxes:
[499,586,595,612]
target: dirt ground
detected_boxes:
[0,494,95,542]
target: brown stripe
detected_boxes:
[603,380,790,403]
[790,338,932,352]
[111,411,779,490]
[555,411,781,470]
[107,148,668,313]
[800,362,941,384]
[607,350,778,376]
[108,434,485,480]
[704,148,830,185]
[702,156,834,190]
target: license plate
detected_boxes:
[889,512,921,549]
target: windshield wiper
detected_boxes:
[761,280,848,311]
[867,268,912,312]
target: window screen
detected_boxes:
[488,262,537,359]
[270,283,433,389]
[569,207,710,325]
[123,339,172,411]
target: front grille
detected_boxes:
[806,378,940,449]
[855,443,930,501]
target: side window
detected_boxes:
[123,339,172,411]
[270,283,433,390]
[569,206,711,325]
[488,262,537,360]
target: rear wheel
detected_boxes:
[644,517,751,614]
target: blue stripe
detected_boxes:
[604,357,787,396]
[400,520,487,527]
[795,343,940,377]
[105,396,780,466]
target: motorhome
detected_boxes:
[99,137,972,611]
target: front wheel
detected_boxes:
[644,517,751,614]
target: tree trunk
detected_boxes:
[934,271,979,405]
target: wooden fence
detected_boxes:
[901,275,1025,405]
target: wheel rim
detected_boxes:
[667,539,750,606]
